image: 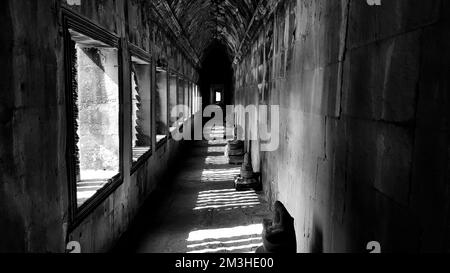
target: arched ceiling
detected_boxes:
[166,0,261,61]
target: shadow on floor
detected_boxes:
[114,134,271,253]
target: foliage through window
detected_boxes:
[68,29,121,208]
[130,55,152,164]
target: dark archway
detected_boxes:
[199,41,234,111]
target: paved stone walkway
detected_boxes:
[120,135,271,253]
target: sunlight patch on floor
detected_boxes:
[194,189,261,211]
[201,168,240,182]
[204,155,229,165]
[207,146,226,153]
[186,224,263,253]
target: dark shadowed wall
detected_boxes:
[234,0,450,253]
[0,0,198,253]
[199,42,234,108]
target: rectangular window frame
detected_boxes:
[156,66,169,149]
[168,70,179,139]
[184,80,190,119]
[63,8,124,230]
[128,43,153,175]
[177,75,186,129]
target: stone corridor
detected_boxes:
[2,0,450,254]
[117,130,271,253]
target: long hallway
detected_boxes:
[3,0,450,254]
[118,135,271,253]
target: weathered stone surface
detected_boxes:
[408,22,450,252]
[1,0,198,253]
[345,119,413,206]
[347,0,441,49]
[2,0,450,254]
[234,0,450,253]
[342,30,421,122]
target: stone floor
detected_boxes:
[117,136,271,253]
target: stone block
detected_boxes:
[347,0,440,49]
[342,30,421,122]
[345,119,413,206]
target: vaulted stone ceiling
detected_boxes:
[166,0,261,61]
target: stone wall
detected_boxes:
[0,0,198,253]
[0,0,66,253]
[234,0,450,252]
